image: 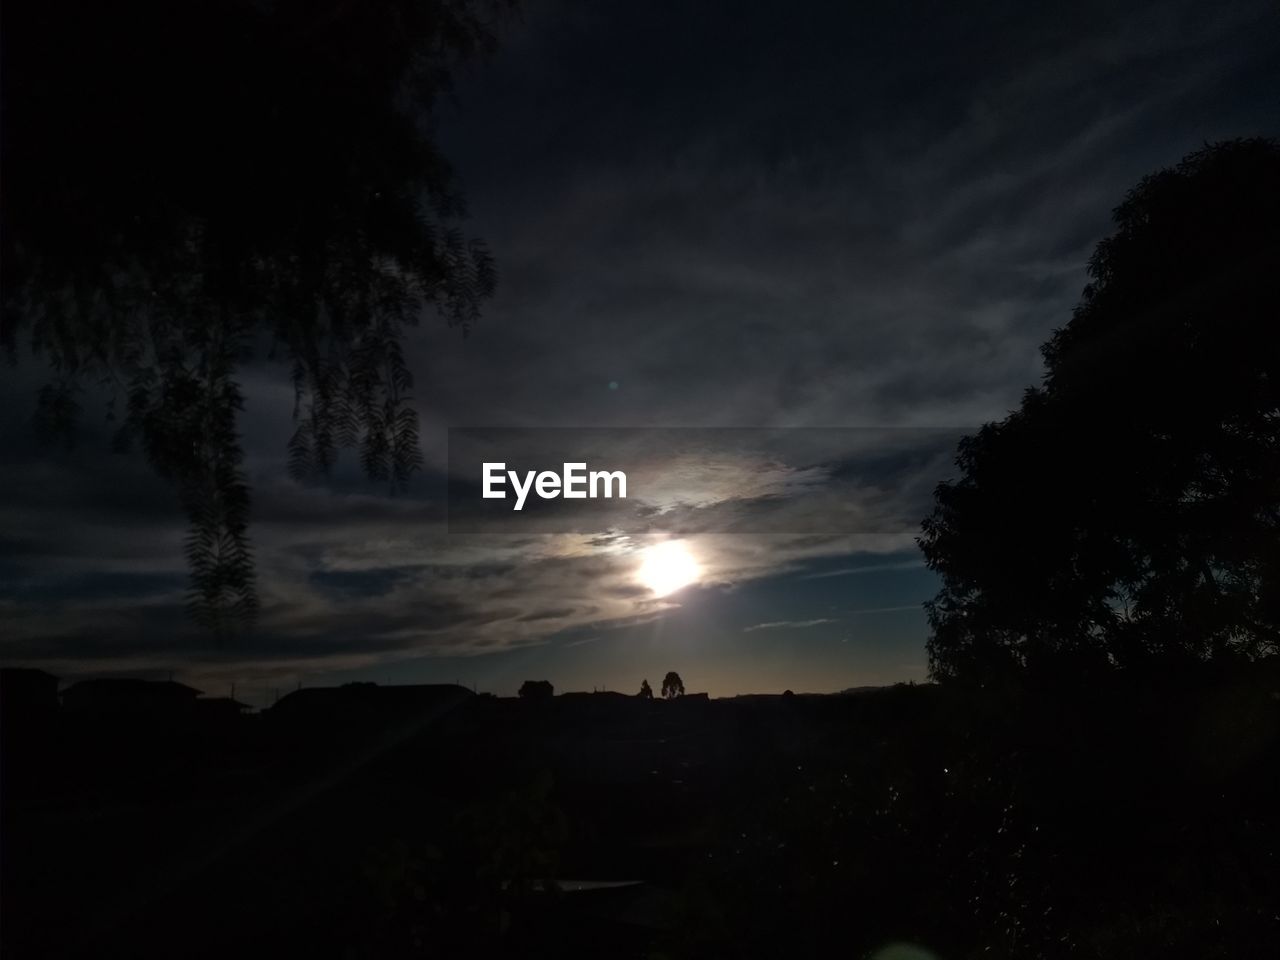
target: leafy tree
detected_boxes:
[920,139,1280,680]
[661,671,685,699]
[638,679,653,699]
[518,680,553,700]
[1,0,513,630]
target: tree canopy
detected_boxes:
[1,0,513,629]
[518,680,553,700]
[920,139,1280,681]
[661,672,685,699]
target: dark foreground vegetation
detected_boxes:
[3,667,1278,959]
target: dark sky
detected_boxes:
[2,0,1278,702]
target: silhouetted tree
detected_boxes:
[638,679,653,699]
[0,0,514,629]
[661,671,684,699]
[518,680,553,700]
[920,138,1280,681]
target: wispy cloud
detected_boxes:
[846,605,922,616]
[744,618,838,633]
[799,560,926,580]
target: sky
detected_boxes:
[2,0,1279,703]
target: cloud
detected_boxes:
[800,560,927,580]
[846,605,923,616]
[744,618,838,633]
[2,0,1276,690]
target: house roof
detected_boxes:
[268,682,473,716]
[0,667,59,684]
[61,678,204,698]
[195,696,251,711]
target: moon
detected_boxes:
[636,540,702,597]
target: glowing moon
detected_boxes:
[637,540,702,597]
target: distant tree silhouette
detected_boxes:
[920,138,1280,680]
[0,0,514,630]
[661,672,685,699]
[638,679,653,699]
[518,680,553,700]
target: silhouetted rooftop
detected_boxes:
[62,678,202,699]
[267,682,473,718]
[194,696,252,713]
[1,667,61,713]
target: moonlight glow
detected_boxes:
[637,540,702,597]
